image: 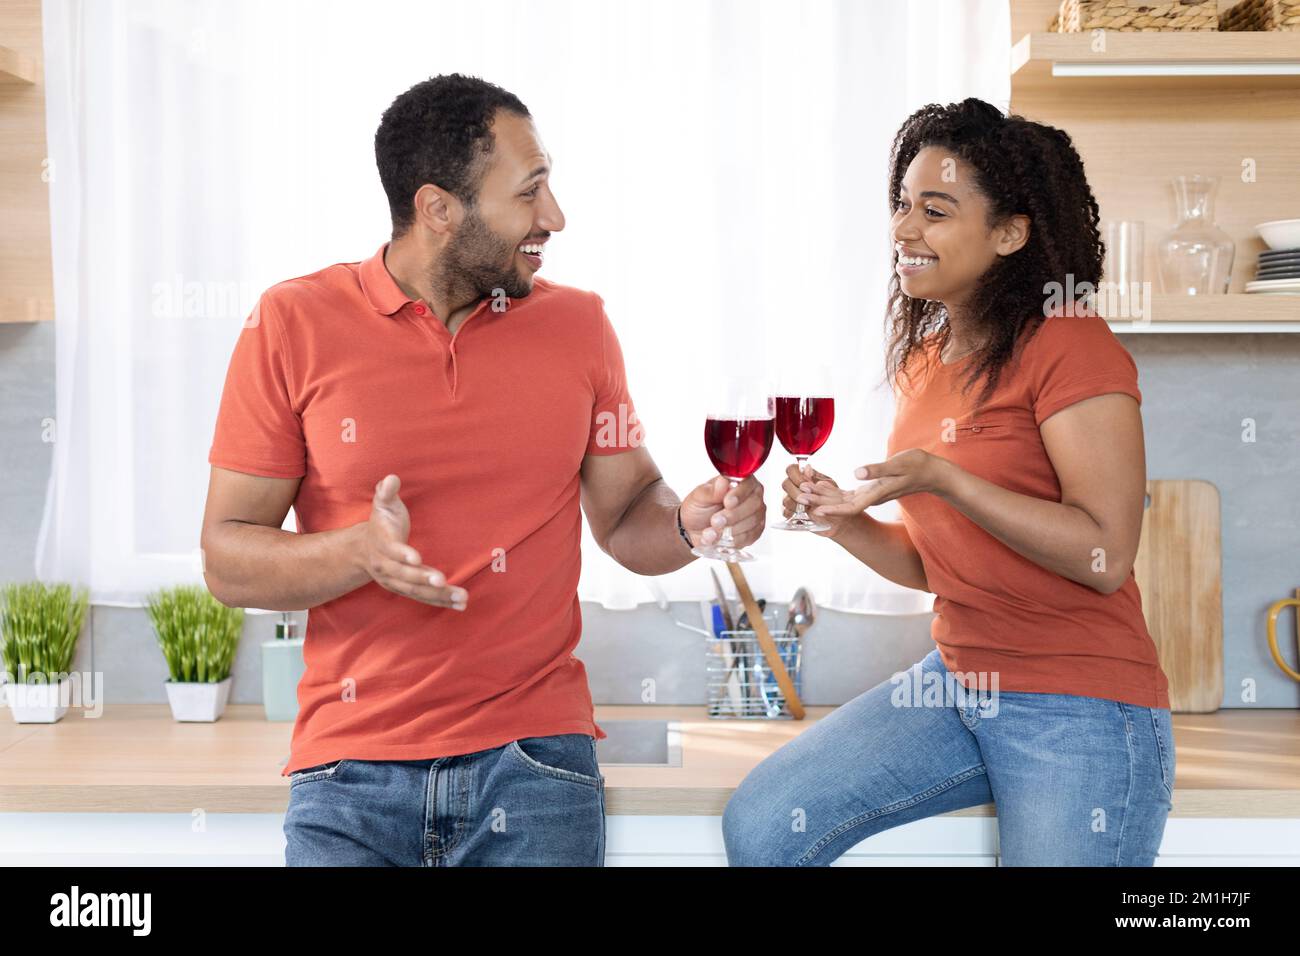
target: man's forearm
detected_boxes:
[202,520,371,610]
[603,479,696,576]
[830,514,931,593]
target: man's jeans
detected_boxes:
[284,733,606,866]
[723,648,1176,866]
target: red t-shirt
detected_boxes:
[208,242,642,774]
[887,306,1171,709]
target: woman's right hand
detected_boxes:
[781,464,857,540]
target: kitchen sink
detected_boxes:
[593,719,683,767]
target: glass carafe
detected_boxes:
[1157,175,1234,295]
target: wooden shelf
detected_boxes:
[1,1,55,323]
[1012,31,1300,91]
[0,42,36,84]
[1103,293,1300,332]
[1009,17,1300,311]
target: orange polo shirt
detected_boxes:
[208,242,643,775]
[888,305,1171,709]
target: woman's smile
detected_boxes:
[896,247,939,277]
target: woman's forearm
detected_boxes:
[932,459,1126,593]
[828,513,930,592]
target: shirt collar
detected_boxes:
[359,241,416,317]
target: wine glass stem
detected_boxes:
[793,456,811,519]
[719,479,740,551]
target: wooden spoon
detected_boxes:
[725,562,805,719]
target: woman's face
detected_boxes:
[889,146,1028,313]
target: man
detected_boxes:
[201,73,766,866]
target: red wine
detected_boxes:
[704,417,774,479]
[775,396,834,456]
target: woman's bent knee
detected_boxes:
[723,776,807,866]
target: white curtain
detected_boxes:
[37,0,1009,611]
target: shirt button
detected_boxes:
[413,304,426,315]
[971,425,982,433]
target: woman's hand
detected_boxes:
[780,464,857,539]
[798,449,951,518]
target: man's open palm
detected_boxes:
[362,474,467,611]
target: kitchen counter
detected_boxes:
[1,704,1298,817]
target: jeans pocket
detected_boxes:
[509,734,602,788]
[288,759,347,786]
[1149,708,1175,801]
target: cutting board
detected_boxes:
[1133,479,1223,713]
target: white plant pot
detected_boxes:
[164,676,232,722]
[4,677,73,723]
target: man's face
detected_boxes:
[442,111,565,300]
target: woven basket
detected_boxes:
[1056,0,1220,31]
[1220,0,1300,30]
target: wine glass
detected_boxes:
[693,376,775,563]
[770,365,835,532]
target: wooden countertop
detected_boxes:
[1,704,1297,816]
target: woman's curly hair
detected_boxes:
[884,98,1103,417]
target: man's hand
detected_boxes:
[679,474,766,550]
[361,474,468,610]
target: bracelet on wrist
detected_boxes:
[675,505,696,551]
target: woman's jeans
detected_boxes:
[723,648,1175,866]
[284,733,606,866]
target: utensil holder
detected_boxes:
[706,611,803,719]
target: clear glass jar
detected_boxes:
[1157,175,1235,295]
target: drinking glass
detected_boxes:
[693,376,775,563]
[771,365,835,532]
[1102,220,1145,316]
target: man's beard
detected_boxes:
[438,204,534,302]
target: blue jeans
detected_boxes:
[283,733,606,866]
[723,648,1175,866]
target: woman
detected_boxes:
[722,98,1175,867]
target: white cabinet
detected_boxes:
[605,814,998,866]
[1154,819,1300,866]
[0,813,1296,866]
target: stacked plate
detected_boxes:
[1248,219,1300,294]
[1246,249,1300,294]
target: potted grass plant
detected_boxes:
[0,581,89,723]
[146,584,243,722]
